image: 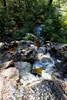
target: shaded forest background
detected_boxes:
[0,0,67,43]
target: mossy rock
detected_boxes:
[32,67,45,76]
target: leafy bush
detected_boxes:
[0,0,67,43]
[23,33,35,41]
[14,29,27,39]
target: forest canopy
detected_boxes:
[0,0,67,43]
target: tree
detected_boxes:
[48,0,53,6]
[3,0,7,10]
[19,0,21,8]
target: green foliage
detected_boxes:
[14,29,27,39]
[23,33,35,41]
[51,34,60,42]
[0,0,67,43]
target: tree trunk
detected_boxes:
[19,0,21,8]
[3,0,6,10]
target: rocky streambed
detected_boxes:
[0,38,67,100]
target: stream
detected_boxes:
[0,26,67,100]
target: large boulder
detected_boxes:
[0,67,19,81]
[0,76,5,100]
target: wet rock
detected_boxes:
[63,62,67,76]
[41,56,53,63]
[33,61,46,69]
[54,44,67,50]
[0,67,19,81]
[54,72,62,78]
[20,49,37,63]
[55,59,62,70]
[38,47,46,53]
[18,40,33,47]
[55,63,61,72]
[32,60,54,78]
[24,50,33,56]
[29,44,38,51]
[37,53,53,63]
[61,81,67,97]
[0,42,4,49]
[12,51,21,61]
[5,52,12,59]
[21,57,36,64]
[32,67,45,76]
[34,41,41,47]
[64,51,67,58]
[3,42,9,50]
[10,40,19,46]
[42,71,52,80]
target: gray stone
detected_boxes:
[15,62,31,76]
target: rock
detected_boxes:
[54,44,67,50]
[55,62,61,71]
[46,46,51,52]
[0,42,4,49]
[62,81,67,96]
[32,61,54,77]
[29,44,38,51]
[33,61,46,69]
[15,62,31,76]
[20,50,37,63]
[0,76,5,100]
[0,60,15,70]
[20,72,39,86]
[15,61,40,86]
[38,47,46,53]
[2,79,19,100]
[21,57,36,64]
[21,80,65,100]
[34,25,42,36]
[0,67,19,81]
[63,63,67,75]
[18,40,33,47]
[37,53,53,63]
[64,51,67,58]
[42,71,52,80]
[32,67,45,76]
[41,57,53,63]
[10,40,19,46]
[5,52,12,59]
[24,50,33,56]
